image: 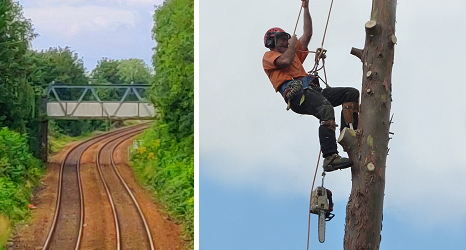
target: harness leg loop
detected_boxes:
[320,119,338,131]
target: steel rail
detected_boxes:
[95,128,149,250]
[110,131,155,250]
[42,124,149,250]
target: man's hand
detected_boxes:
[302,0,309,8]
[274,34,299,68]
[299,0,312,48]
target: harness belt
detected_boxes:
[279,75,320,110]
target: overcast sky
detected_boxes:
[18,0,161,72]
[200,0,466,249]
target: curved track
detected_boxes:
[42,124,149,250]
[95,130,155,250]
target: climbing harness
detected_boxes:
[281,75,321,110]
[284,79,303,110]
[320,119,338,131]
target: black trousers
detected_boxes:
[288,86,359,158]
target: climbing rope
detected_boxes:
[306,150,321,250]
[320,0,335,48]
[292,1,335,248]
[293,2,304,36]
[293,0,335,88]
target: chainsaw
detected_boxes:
[310,186,335,243]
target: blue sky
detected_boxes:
[18,0,160,71]
[200,0,466,249]
[201,172,466,250]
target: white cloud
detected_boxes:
[18,0,161,39]
[23,6,139,38]
[20,0,162,8]
[17,0,157,71]
[113,0,161,6]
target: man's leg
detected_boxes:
[321,87,360,131]
[289,89,352,171]
[289,88,337,157]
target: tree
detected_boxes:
[152,0,194,140]
[0,0,36,132]
[28,47,88,87]
[25,47,108,139]
[90,58,122,84]
[90,57,154,103]
[117,58,154,85]
[91,58,154,85]
[339,1,397,249]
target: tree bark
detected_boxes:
[339,1,396,249]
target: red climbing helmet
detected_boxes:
[264,27,291,48]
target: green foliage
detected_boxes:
[27,47,89,105]
[0,127,43,223]
[152,0,194,140]
[52,119,107,137]
[91,57,154,85]
[47,120,100,153]
[25,48,111,138]
[27,47,89,87]
[27,48,105,154]
[90,58,122,84]
[131,125,194,245]
[117,58,154,84]
[0,0,37,133]
[0,6,44,248]
[0,2,95,154]
[90,57,154,102]
[0,214,11,250]
[130,0,194,247]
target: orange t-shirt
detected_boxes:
[262,41,309,92]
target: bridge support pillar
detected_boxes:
[40,120,48,162]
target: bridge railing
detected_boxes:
[46,84,155,120]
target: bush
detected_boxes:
[0,127,43,248]
[131,123,194,246]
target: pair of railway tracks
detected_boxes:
[42,124,154,250]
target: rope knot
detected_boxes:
[315,48,327,62]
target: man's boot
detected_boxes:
[323,153,353,172]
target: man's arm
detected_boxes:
[299,0,312,50]
[274,35,298,68]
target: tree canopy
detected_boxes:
[0,0,36,132]
[152,0,194,140]
[91,58,154,85]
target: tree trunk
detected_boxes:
[339,1,396,249]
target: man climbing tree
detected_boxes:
[262,0,360,171]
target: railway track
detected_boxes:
[94,129,155,250]
[42,124,152,250]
